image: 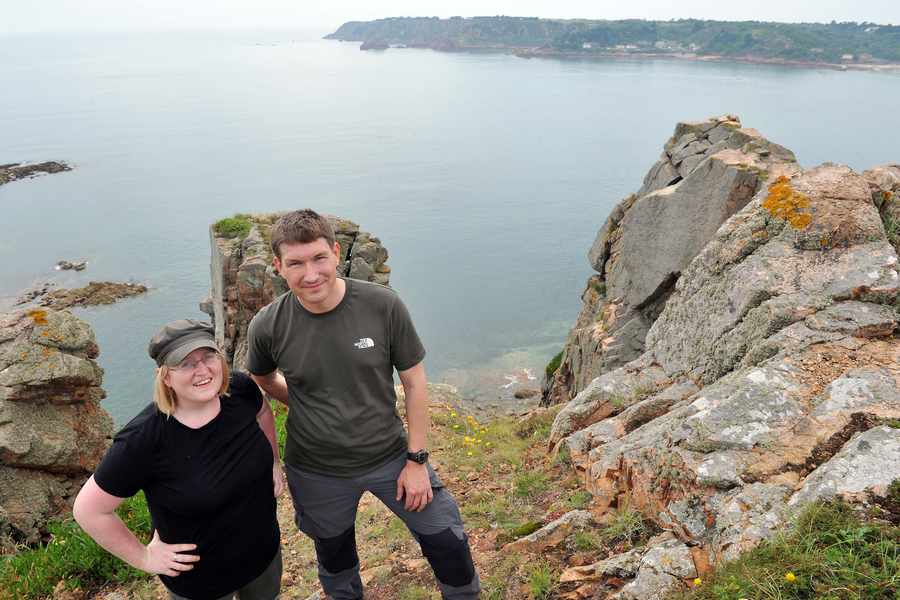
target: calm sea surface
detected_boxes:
[2,29,899,424]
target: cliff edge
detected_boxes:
[542,116,900,598]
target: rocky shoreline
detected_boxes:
[14,281,148,311]
[355,41,900,72]
[514,48,900,72]
[0,161,71,187]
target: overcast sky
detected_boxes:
[4,1,899,35]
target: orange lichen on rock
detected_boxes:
[762,175,812,229]
[25,308,49,326]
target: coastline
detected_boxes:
[335,38,900,73]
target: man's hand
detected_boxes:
[273,461,286,497]
[143,530,199,576]
[396,461,433,512]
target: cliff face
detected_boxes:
[545,115,799,405]
[202,213,391,370]
[0,309,113,548]
[545,118,900,597]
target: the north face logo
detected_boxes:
[354,337,375,349]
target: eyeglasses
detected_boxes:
[171,351,219,372]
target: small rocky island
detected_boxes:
[0,161,71,187]
[14,281,148,311]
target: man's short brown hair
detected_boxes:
[270,209,336,258]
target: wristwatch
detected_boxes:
[406,449,429,464]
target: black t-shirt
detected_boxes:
[246,278,426,476]
[93,372,279,600]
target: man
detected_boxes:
[247,209,480,600]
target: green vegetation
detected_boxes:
[603,501,646,546]
[545,350,564,380]
[672,500,900,600]
[572,530,604,552]
[214,213,252,239]
[527,562,554,599]
[329,17,900,63]
[512,471,549,499]
[0,493,153,600]
[567,490,593,510]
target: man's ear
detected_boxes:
[332,241,341,258]
[272,255,282,275]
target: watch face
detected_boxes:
[408,450,428,463]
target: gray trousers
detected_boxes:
[167,546,282,600]
[285,452,480,600]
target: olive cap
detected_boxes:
[148,320,217,367]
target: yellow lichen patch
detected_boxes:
[25,308,49,326]
[762,175,812,229]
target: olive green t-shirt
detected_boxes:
[246,278,426,476]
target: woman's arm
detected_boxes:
[73,476,200,576]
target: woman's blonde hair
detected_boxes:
[153,352,230,416]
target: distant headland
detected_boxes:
[325,16,900,70]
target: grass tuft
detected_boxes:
[214,214,253,239]
[671,500,900,600]
[0,493,153,600]
[527,562,554,599]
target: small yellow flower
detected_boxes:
[467,451,473,456]
[450,411,457,417]
[693,577,702,586]
[785,572,796,583]
[452,424,460,429]
[476,438,482,443]
[485,441,492,447]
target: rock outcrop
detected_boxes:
[545,115,799,406]
[0,309,113,548]
[0,161,71,187]
[30,281,148,310]
[202,213,391,369]
[544,117,900,598]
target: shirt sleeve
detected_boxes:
[246,310,277,376]
[93,421,151,498]
[229,371,264,413]
[389,295,426,372]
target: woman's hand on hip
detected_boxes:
[143,530,199,576]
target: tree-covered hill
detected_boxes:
[326,16,900,63]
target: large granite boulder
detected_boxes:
[545,152,900,597]
[202,213,391,370]
[0,309,113,547]
[546,115,800,406]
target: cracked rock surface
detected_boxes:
[542,116,900,599]
[0,309,113,548]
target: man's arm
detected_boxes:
[256,395,285,497]
[250,370,290,405]
[395,361,433,512]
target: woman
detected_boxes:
[74,320,284,600]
